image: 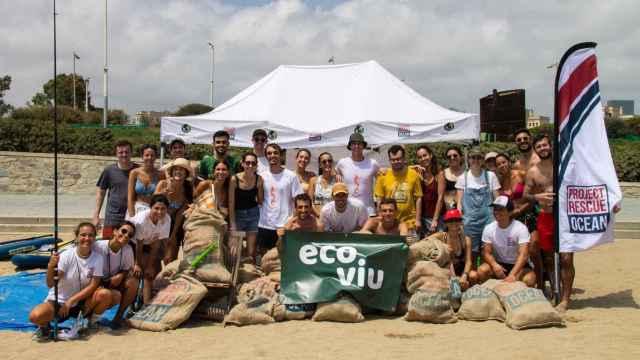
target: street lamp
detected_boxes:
[103,0,109,128]
[208,41,214,107]
[73,52,80,110]
[85,77,90,112]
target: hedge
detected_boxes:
[1,117,639,181]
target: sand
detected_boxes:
[1,238,639,360]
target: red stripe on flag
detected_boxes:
[558,54,597,125]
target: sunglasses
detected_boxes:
[515,137,529,143]
[320,159,333,164]
[244,161,257,166]
[120,228,133,237]
[447,154,460,159]
[253,137,267,143]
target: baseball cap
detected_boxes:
[490,195,514,211]
[347,133,368,150]
[485,151,498,161]
[468,148,483,157]
[252,129,267,138]
[332,182,349,196]
[443,208,463,222]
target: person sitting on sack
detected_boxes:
[93,221,139,328]
[360,198,409,235]
[476,195,536,287]
[439,208,475,290]
[29,223,108,340]
[278,193,324,237]
[320,182,369,233]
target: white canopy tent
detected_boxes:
[160,60,479,167]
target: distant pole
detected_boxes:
[52,0,60,341]
[103,0,108,128]
[208,42,214,107]
[73,52,80,110]
[85,77,90,112]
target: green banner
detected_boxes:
[280,231,408,312]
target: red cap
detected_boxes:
[443,208,462,222]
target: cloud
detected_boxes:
[1,0,638,118]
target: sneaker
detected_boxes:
[31,326,51,342]
[57,317,83,341]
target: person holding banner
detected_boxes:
[320,182,369,233]
[477,196,536,287]
[361,198,409,235]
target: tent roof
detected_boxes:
[161,60,479,148]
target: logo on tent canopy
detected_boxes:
[444,122,455,131]
[398,126,411,138]
[354,125,365,134]
[181,124,192,134]
[268,130,278,140]
[308,133,322,142]
[224,127,236,140]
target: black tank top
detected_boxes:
[235,175,259,210]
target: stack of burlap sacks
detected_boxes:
[404,234,563,329]
[129,193,233,331]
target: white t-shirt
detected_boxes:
[481,220,530,264]
[259,168,303,229]
[455,170,501,191]
[46,247,104,306]
[336,157,380,216]
[256,155,269,175]
[93,240,135,277]
[131,209,171,245]
[320,198,369,233]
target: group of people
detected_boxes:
[29,126,586,339]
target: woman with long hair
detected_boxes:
[439,209,476,290]
[414,145,445,237]
[307,152,337,216]
[229,152,264,262]
[195,161,231,219]
[442,146,465,210]
[127,144,163,218]
[294,149,316,194]
[155,158,194,263]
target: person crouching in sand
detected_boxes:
[360,198,409,235]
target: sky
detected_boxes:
[1,0,638,118]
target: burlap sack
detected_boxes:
[184,251,231,283]
[237,277,279,304]
[153,259,188,289]
[129,274,207,331]
[492,281,563,330]
[267,271,281,283]
[193,297,229,322]
[260,248,281,275]
[457,284,506,322]
[481,278,503,291]
[312,295,365,323]
[237,261,263,284]
[405,275,457,323]
[272,296,316,321]
[182,205,227,260]
[223,297,277,326]
[407,236,450,270]
[406,261,450,293]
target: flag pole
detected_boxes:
[52,0,60,340]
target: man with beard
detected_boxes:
[513,129,540,171]
[199,130,242,180]
[320,183,369,233]
[280,193,323,233]
[360,198,409,235]
[251,129,270,174]
[523,134,558,302]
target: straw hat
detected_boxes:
[163,158,193,180]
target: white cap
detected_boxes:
[490,194,513,210]
[485,152,499,161]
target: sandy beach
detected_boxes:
[1,238,638,360]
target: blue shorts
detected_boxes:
[235,206,259,232]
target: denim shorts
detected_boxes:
[235,206,259,232]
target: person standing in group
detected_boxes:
[442,146,465,210]
[167,138,187,160]
[130,195,171,304]
[229,152,264,262]
[320,183,369,233]
[93,140,139,239]
[360,198,409,235]
[29,223,107,340]
[155,158,194,263]
[477,195,536,287]
[456,148,501,264]
[484,152,498,172]
[127,144,163,219]
[374,145,423,233]
[199,130,242,180]
[336,133,380,216]
[308,152,337,216]
[293,149,316,194]
[195,161,231,220]
[258,143,303,254]
[513,128,540,172]
[93,221,138,328]
[414,145,445,237]
[251,129,270,174]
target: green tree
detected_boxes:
[0,75,13,117]
[174,103,213,116]
[31,73,89,109]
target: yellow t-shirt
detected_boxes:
[374,168,423,228]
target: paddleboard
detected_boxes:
[0,235,58,260]
[10,239,75,269]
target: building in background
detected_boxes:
[606,100,635,116]
[479,89,526,141]
[134,110,171,127]
[526,109,550,129]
